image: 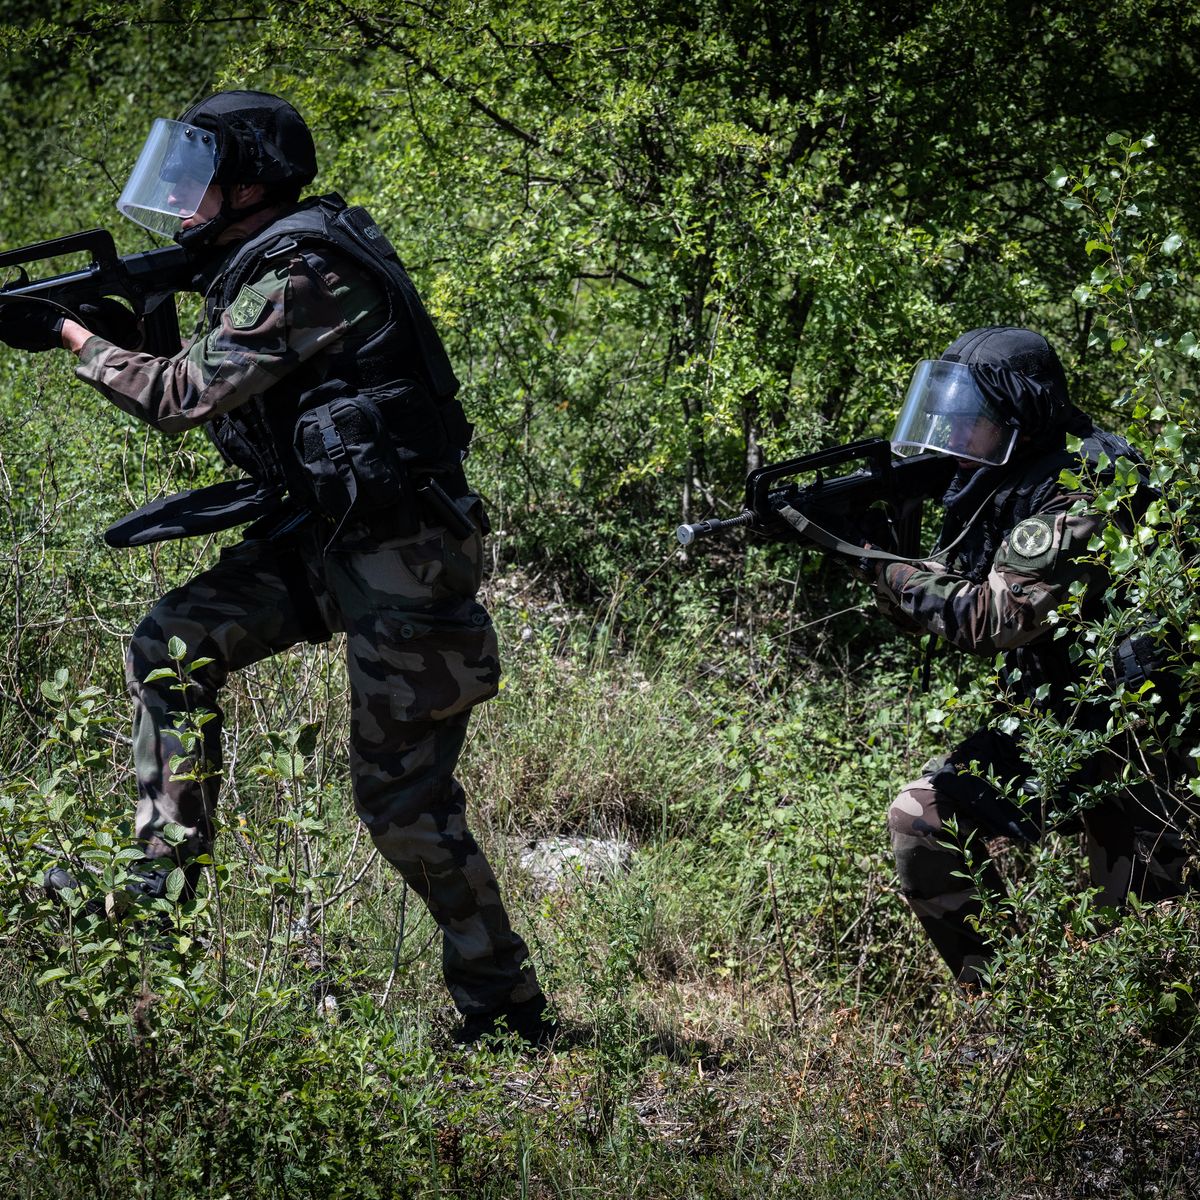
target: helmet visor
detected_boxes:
[891,359,1016,466]
[117,118,218,237]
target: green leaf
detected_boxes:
[188,657,215,671]
[1159,424,1184,453]
[36,967,72,986]
[1162,233,1183,255]
[143,667,177,683]
[162,822,189,847]
[1045,165,1069,189]
[294,722,322,756]
[165,868,187,902]
[1111,545,1137,573]
[167,637,188,661]
[275,751,303,777]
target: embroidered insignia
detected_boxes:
[1010,517,1054,559]
[228,285,270,330]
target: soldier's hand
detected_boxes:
[77,298,144,351]
[0,300,65,352]
[846,542,886,584]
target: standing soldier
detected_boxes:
[0,91,553,1046]
[874,327,1193,986]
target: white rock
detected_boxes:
[514,835,633,892]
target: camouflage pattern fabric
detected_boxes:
[75,244,384,430]
[874,468,1196,984]
[74,230,541,1017]
[887,727,1194,984]
[127,507,541,1015]
[873,494,1109,655]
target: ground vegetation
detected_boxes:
[1,4,1199,1196]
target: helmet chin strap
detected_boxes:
[173,186,279,253]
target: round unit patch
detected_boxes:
[1009,517,1054,560]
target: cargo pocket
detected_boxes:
[362,602,500,723]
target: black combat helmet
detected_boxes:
[940,327,1071,440]
[178,90,317,192]
[892,326,1076,465]
[117,90,316,247]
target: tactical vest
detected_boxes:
[964,424,1152,711]
[207,194,470,500]
[104,194,471,548]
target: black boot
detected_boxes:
[450,993,560,1049]
[44,859,200,909]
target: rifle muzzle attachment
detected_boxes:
[676,511,754,545]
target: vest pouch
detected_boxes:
[368,380,450,466]
[293,392,409,519]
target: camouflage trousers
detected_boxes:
[888,726,1197,985]
[125,503,541,1016]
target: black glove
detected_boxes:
[847,543,886,584]
[77,298,144,351]
[0,300,65,352]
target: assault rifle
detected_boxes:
[0,229,194,356]
[676,437,956,560]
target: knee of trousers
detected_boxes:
[359,774,467,847]
[888,778,944,844]
[368,803,482,902]
[126,607,225,703]
[888,778,963,898]
[352,715,470,835]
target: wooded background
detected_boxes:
[1,5,1199,1198]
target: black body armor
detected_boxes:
[106,194,471,547]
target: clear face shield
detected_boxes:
[890,359,1017,466]
[117,118,219,238]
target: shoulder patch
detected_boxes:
[227,284,270,330]
[1009,517,1055,560]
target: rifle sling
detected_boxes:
[775,479,1002,568]
[775,503,919,564]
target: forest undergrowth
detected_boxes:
[0,558,1197,1200]
[1,5,1199,1195]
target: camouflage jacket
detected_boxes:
[74,240,386,434]
[874,493,1107,657]
[872,436,1127,706]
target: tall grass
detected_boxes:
[0,555,1196,1197]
